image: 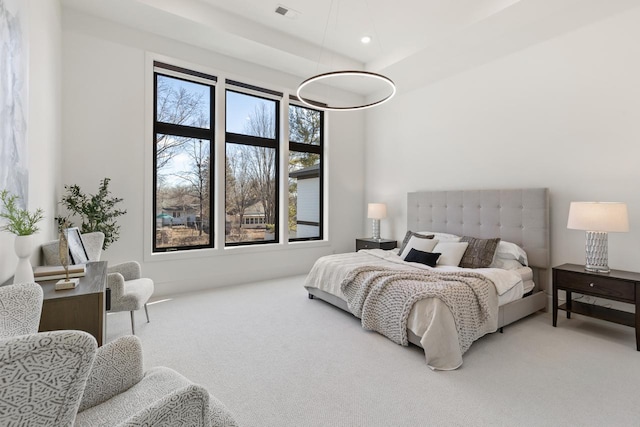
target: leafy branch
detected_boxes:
[58,178,126,250]
[0,190,45,236]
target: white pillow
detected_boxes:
[432,241,469,266]
[417,231,461,242]
[489,258,525,270]
[493,241,528,266]
[400,236,439,259]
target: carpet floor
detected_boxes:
[106,275,640,427]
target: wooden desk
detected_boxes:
[38,261,107,346]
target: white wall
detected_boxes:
[0,0,62,284]
[365,7,640,277]
[61,10,365,297]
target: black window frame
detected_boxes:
[225,88,281,247]
[288,101,324,242]
[152,62,216,253]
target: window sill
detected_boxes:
[145,239,330,262]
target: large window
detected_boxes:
[153,62,215,252]
[225,87,280,245]
[288,103,323,241]
[152,61,325,252]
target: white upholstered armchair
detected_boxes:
[0,282,238,427]
[41,231,154,334]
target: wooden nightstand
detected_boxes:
[356,238,397,252]
[552,263,640,351]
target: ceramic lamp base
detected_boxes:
[371,219,381,240]
[584,231,610,274]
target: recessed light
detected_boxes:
[361,35,372,44]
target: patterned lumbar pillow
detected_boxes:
[459,236,501,268]
[397,231,434,256]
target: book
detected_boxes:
[35,271,86,282]
[34,264,86,281]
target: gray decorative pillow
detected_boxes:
[459,236,501,268]
[397,231,434,256]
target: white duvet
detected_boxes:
[304,249,527,370]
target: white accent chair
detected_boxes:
[41,232,154,334]
[0,282,238,426]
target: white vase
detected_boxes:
[13,234,35,284]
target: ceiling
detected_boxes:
[61,0,638,95]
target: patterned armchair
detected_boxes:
[41,231,154,334]
[0,283,238,427]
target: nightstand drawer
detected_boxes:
[355,238,397,251]
[555,269,635,302]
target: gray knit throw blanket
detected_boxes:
[341,266,494,354]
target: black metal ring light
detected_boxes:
[296,70,396,112]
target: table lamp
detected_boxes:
[367,203,387,240]
[567,201,629,273]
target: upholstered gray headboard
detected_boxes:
[407,189,550,272]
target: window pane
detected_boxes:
[156,134,211,249]
[289,105,320,145]
[156,75,210,129]
[226,91,276,138]
[289,152,320,239]
[226,143,277,244]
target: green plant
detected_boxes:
[58,178,127,250]
[0,190,45,236]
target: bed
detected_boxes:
[304,188,550,370]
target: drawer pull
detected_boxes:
[590,283,594,287]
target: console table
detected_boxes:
[37,261,108,346]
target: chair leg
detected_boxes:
[130,311,135,335]
[144,303,150,323]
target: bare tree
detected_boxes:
[226,146,257,233]
[248,146,276,225]
[156,76,208,169]
[226,103,320,236]
[173,139,209,236]
[244,104,277,226]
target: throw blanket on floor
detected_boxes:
[341,266,494,354]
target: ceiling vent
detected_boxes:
[275,5,300,19]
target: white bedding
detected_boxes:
[304,249,533,370]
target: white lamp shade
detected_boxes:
[567,202,629,232]
[367,203,387,219]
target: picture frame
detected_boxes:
[67,227,89,264]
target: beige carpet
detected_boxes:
[106,275,640,427]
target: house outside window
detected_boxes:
[153,62,215,252]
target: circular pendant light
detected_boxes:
[296,70,396,112]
